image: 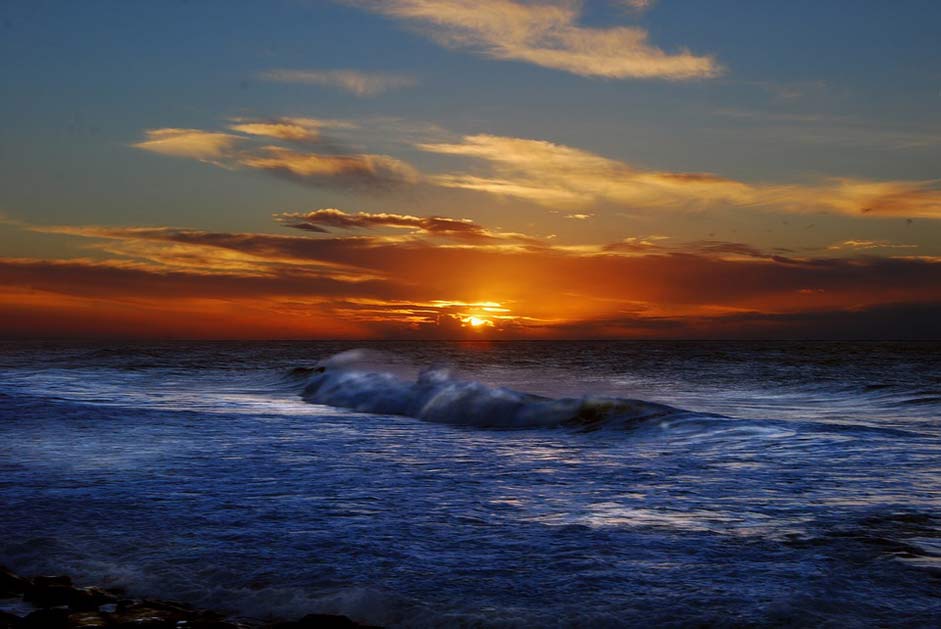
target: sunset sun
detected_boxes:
[464,316,490,328]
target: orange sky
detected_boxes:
[2,216,939,339]
[2,1,939,339]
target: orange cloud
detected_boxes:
[420,134,941,218]
[132,129,243,163]
[227,118,326,143]
[134,124,418,189]
[421,134,754,208]
[827,239,918,251]
[3,219,939,339]
[808,179,941,218]
[131,120,941,218]
[239,147,419,187]
[350,0,721,80]
[274,208,541,244]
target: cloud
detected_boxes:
[274,208,540,244]
[132,129,243,163]
[419,133,941,218]
[621,0,655,12]
[747,79,828,101]
[0,256,407,301]
[828,240,918,251]
[14,220,941,324]
[134,122,419,190]
[239,147,419,187]
[421,133,755,208]
[601,235,671,254]
[133,122,941,217]
[530,301,941,341]
[4,210,941,339]
[816,179,941,218]
[678,240,767,258]
[227,117,335,143]
[261,69,418,96]
[350,0,721,80]
[689,302,941,341]
[0,257,426,339]
[715,108,941,151]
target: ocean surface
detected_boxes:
[0,340,939,627]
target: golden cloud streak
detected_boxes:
[420,134,941,218]
[351,0,721,80]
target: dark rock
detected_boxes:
[31,576,72,589]
[0,568,379,629]
[23,608,69,629]
[270,614,365,628]
[23,584,72,607]
[68,587,119,611]
[0,566,30,597]
[23,574,78,608]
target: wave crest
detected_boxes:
[298,352,690,430]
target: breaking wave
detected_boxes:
[297,350,700,430]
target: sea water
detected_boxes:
[0,341,939,626]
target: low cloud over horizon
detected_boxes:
[2,215,938,339]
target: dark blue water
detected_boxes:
[1,341,939,627]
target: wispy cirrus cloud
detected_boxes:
[132,119,941,217]
[274,208,540,244]
[134,118,418,190]
[132,129,244,164]
[827,240,918,251]
[21,219,785,264]
[240,147,419,187]
[715,108,941,150]
[421,133,756,207]
[621,0,655,12]
[227,117,333,143]
[261,69,418,96]
[349,0,721,80]
[419,133,941,218]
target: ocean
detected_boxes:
[0,340,939,627]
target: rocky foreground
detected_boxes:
[0,566,378,629]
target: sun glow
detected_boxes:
[464,316,491,328]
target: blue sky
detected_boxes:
[1,1,939,338]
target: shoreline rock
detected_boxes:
[0,566,378,629]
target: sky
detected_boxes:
[1,0,940,339]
